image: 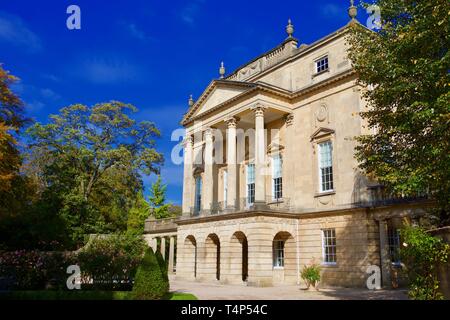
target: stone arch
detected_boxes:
[184,235,197,278]
[272,231,297,284]
[230,231,249,282]
[205,233,221,280]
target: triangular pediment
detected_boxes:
[182,80,255,124]
[310,127,335,141]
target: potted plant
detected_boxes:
[300,264,321,290]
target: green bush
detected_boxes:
[400,226,449,300]
[131,248,169,300]
[300,264,321,288]
[76,233,146,290]
[155,251,169,282]
[0,250,76,290]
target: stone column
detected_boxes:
[252,104,267,205]
[182,135,193,215]
[202,128,214,212]
[226,117,238,209]
[151,237,157,254]
[168,236,175,274]
[379,219,391,288]
[160,237,166,260]
[284,113,294,203]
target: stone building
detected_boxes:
[144,4,429,288]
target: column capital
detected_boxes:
[182,135,194,148]
[251,103,268,117]
[204,127,214,139]
[225,116,240,128]
[284,113,294,126]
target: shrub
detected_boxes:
[0,250,76,290]
[400,226,449,300]
[155,251,169,282]
[76,233,146,290]
[131,248,169,300]
[300,264,321,288]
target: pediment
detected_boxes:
[267,141,285,154]
[310,127,335,141]
[182,80,254,124]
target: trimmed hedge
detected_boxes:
[131,248,169,300]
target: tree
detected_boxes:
[0,64,25,192]
[148,175,171,219]
[400,226,449,300]
[348,1,450,225]
[127,192,151,234]
[24,101,163,246]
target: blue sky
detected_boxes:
[0,0,369,204]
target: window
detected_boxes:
[246,163,255,205]
[388,227,401,265]
[272,154,283,200]
[223,170,227,207]
[315,56,329,74]
[318,141,334,192]
[194,176,202,215]
[273,240,285,267]
[322,229,337,264]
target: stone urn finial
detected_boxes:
[219,61,225,79]
[348,0,357,20]
[286,18,294,39]
[188,94,194,107]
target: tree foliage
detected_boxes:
[348,1,450,225]
[400,226,449,300]
[127,192,151,234]
[149,175,171,219]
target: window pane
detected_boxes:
[322,229,337,264]
[319,141,333,192]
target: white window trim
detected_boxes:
[321,229,337,266]
[246,163,255,207]
[273,240,285,268]
[223,170,227,206]
[318,141,334,193]
[271,154,283,201]
[314,55,329,74]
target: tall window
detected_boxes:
[273,240,285,267]
[223,170,227,207]
[272,154,283,200]
[246,163,255,205]
[318,141,334,192]
[388,227,401,265]
[322,229,337,264]
[194,176,202,215]
[315,56,329,73]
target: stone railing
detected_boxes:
[186,196,291,218]
[144,217,178,233]
[226,39,297,82]
[356,185,429,208]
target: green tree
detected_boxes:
[348,1,450,225]
[24,101,163,246]
[148,176,171,219]
[400,226,449,300]
[127,192,151,234]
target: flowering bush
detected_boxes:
[76,233,146,290]
[0,250,75,290]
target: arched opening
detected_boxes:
[184,235,197,278]
[230,231,248,282]
[272,231,296,284]
[205,233,221,280]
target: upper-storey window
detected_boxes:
[272,154,283,200]
[194,176,202,215]
[315,56,329,74]
[318,141,334,192]
[246,163,255,206]
[223,170,227,207]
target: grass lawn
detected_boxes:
[0,290,197,300]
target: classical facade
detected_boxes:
[144,5,430,288]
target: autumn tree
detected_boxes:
[348,0,450,225]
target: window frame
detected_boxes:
[271,154,283,201]
[223,170,227,207]
[318,140,334,193]
[387,227,402,266]
[273,239,285,268]
[321,228,337,265]
[246,163,255,206]
[315,56,329,74]
[194,175,202,215]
